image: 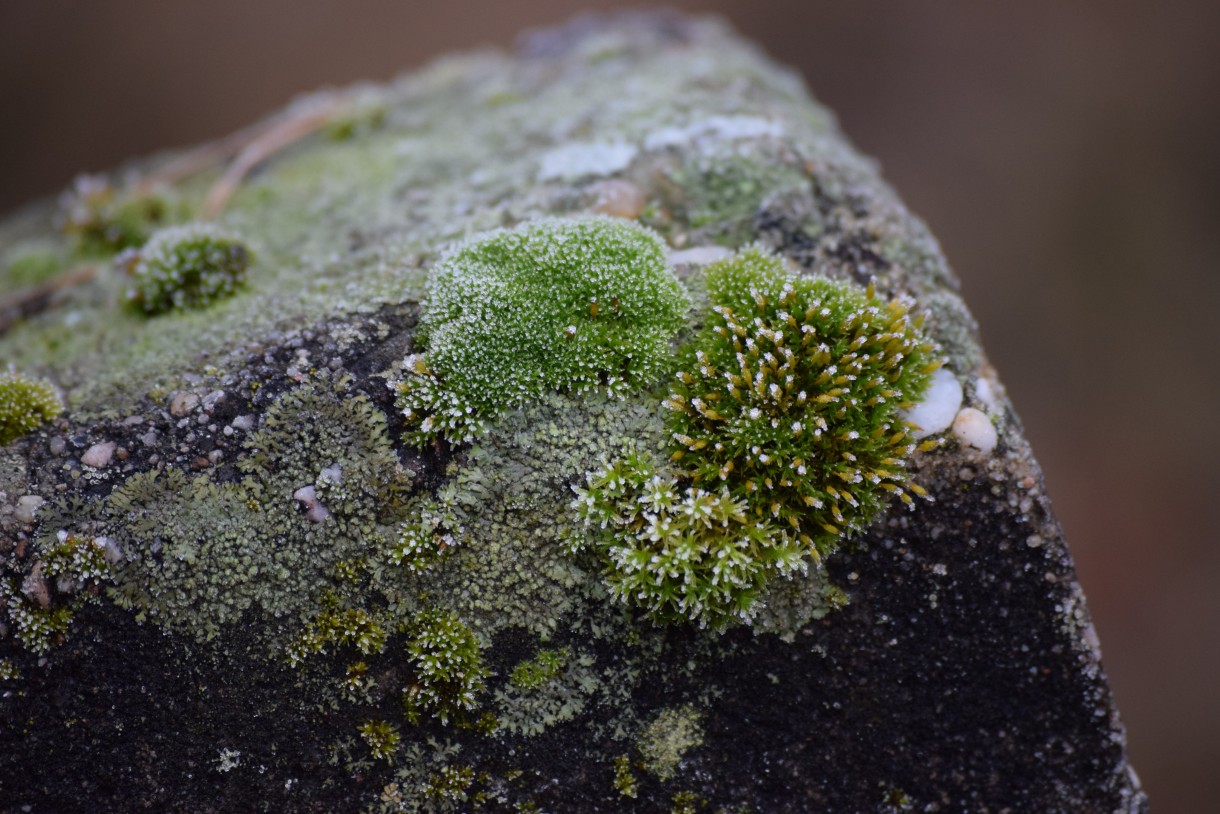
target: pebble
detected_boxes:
[81,441,116,469]
[231,415,255,432]
[902,368,963,439]
[974,377,999,413]
[952,407,998,455]
[21,562,50,609]
[293,485,331,523]
[15,495,44,524]
[48,437,66,456]
[587,179,646,219]
[669,246,735,266]
[169,391,200,417]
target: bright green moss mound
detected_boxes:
[123,223,251,315]
[575,247,939,626]
[0,369,63,445]
[394,216,689,445]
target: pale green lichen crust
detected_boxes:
[393,216,688,445]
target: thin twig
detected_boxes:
[201,96,345,219]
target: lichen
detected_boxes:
[638,704,704,782]
[392,216,688,445]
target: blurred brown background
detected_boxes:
[2,1,1217,810]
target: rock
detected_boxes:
[14,495,43,524]
[0,12,1144,814]
[80,441,115,469]
[953,406,999,455]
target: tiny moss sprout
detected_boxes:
[613,754,639,799]
[358,720,402,762]
[122,223,252,315]
[0,368,63,445]
[509,647,570,690]
[574,247,939,626]
[403,608,488,725]
[393,216,688,446]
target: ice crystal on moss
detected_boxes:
[0,369,62,445]
[393,217,688,446]
[122,223,251,315]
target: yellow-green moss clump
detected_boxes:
[122,223,251,315]
[393,216,688,446]
[0,369,63,445]
[574,247,939,626]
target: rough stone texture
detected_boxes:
[0,12,1145,813]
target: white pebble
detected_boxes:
[81,441,116,469]
[975,377,999,413]
[15,495,44,524]
[902,368,962,439]
[670,246,735,266]
[952,407,998,455]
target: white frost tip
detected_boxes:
[901,368,962,439]
[951,407,998,455]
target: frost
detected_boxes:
[537,140,638,181]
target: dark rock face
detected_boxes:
[0,12,1144,814]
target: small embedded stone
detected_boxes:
[293,485,331,523]
[902,368,963,439]
[669,245,735,266]
[15,495,44,524]
[169,391,200,417]
[587,179,646,219]
[21,562,51,609]
[230,415,255,432]
[81,441,116,469]
[952,407,998,455]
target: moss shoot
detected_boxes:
[0,369,63,445]
[122,223,252,315]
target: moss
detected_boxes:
[612,754,639,799]
[0,369,63,445]
[669,146,808,242]
[509,647,570,690]
[574,247,939,626]
[403,608,488,726]
[671,790,706,814]
[392,216,688,445]
[0,530,113,655]
[122,223,252,315]
[56,174,178,255]
[638,704,704,782]
[358,720,402,762]
[1,243,64,290]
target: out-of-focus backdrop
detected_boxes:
[2,2,1216,810]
